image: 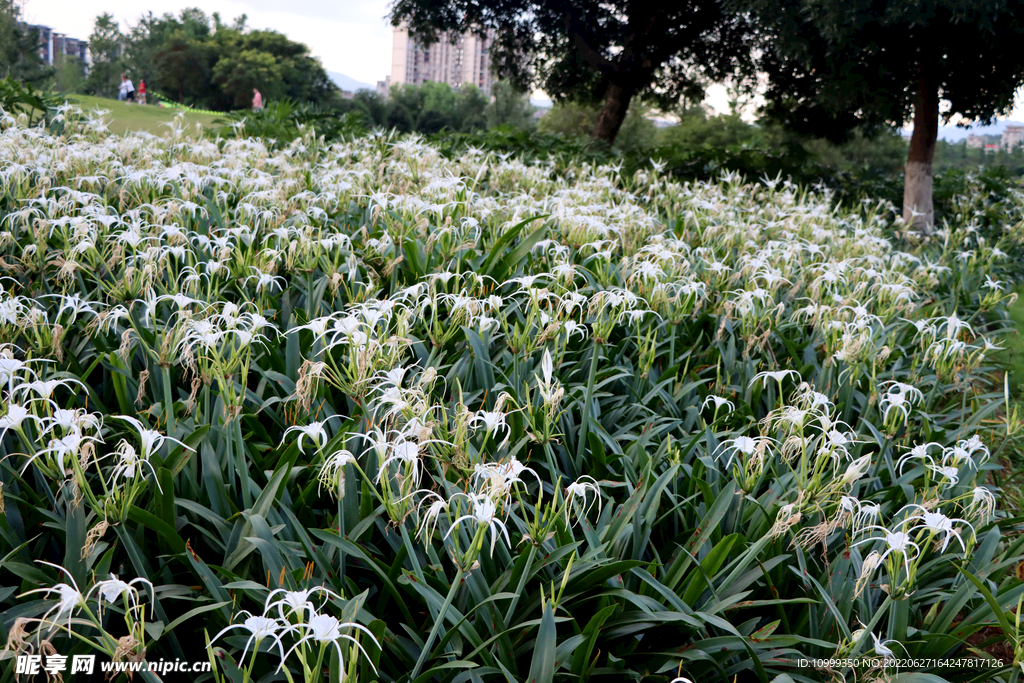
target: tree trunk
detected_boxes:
[903,67,939,233]
[592,80,635,144]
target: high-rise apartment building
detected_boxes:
[22,24,91,68]
[389,25,494,95]
[1002,124,1024,151]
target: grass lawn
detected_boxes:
[64,94,223,135]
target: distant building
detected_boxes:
[1002,124,1024,151]
[22,23,91,68]
[966,134,985,149]
[389,25,494,95]
[985,144,999,154]
[376,76,391,98]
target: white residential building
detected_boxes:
[389,25,494,95]
[22,23,91,68]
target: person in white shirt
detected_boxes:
[119,74,136,103]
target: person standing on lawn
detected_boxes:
[137,79,147,105]
[119,74,136,103]
[252,88,263,110]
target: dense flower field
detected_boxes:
[1,108,1023,683]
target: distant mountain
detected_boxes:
[328,72,375,93]
[902,120,1024,142]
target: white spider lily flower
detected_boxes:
[938,312,973,340]
[473,457,541,502]
[562,319,589,341]
[748,369,801,389]
[376,365,411,388]
[0,402,44,440]
[701,395,734,413]
[86,574,154,622]
[941,442,980,471]
[879,391,912,424]
[293,316,335,341]
[565,476,602,527]
[967,486,997,522]
[852,527,921,576]
[20,561,85,633]
[415,491,450,543]
[319,449,357,498]
[0,354,40,392]
[281,416,342,453]
[264,586,341,620]
[871,632,902,660]
[15,377,87,400]
[716,435,773,470]
[212,611,286,659]
[355,428,389,460]
[880,381,924,403]
[376,439,424,486]
[471,410,510,441]
[444,492,511,555]
[105,440,162,490]
[904,506,973,553]
[279,611,381,676]
[840,496,880,533]
[949,435,989,465]
[897,443,965,485]
[22,431,97,475]
[896,442,940,472]
[245,267,286,293]
[618,308,660,325]
[114,415,192,460]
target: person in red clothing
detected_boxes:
[137,79,147,105]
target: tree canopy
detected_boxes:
[0,1,51,85]
[733,0,1024,231]
[87,8,336,111]
[388,0,758,143]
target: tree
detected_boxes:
[54,55,86,93]
[537,102,596,138]
[212,49,281,109]
[353,90,387,127]
[0,0,53,85]
[486,80,534,129]
[389,0,757,144]
[734,0,1024,232]
[453,84,487,132]
[89,8,335,112]
[86,14,125,98]
[126,9,213,98]
[154,30,212,104]
[229,29,336,105]
[386,84,421,132]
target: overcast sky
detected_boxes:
[18,0,1024,123]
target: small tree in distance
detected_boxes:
[486,81,533,130]
[733,0,1024,233]
[86,13,124,99]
